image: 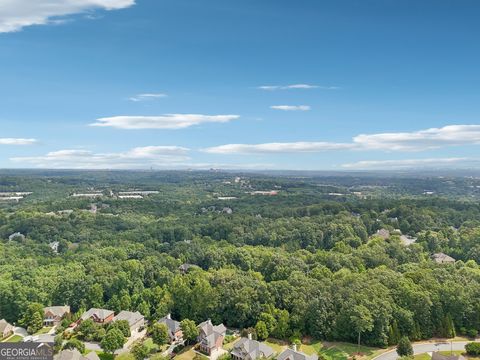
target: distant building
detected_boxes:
[231,335,275,360]
[431,352,465,360]
[79,308,114,324]
[113,311,145,333]
[8,232,25,242]
[179,263,199,274]
[44,305,70,326]
[197,320,226,355]
[0,319,14,339]
[55,349,100,360]
[432,253,456,264]
[158,314,183,343]
[49,241,60,253]
[376,229,390,240]
[277,346,318,360]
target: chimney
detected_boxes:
[248,333,252,340]
[292,344,297,352]
[166,313,171,319]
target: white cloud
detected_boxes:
[0,138,37,145]
[128,93,167,102]
[341,157,478,170]
[270,105,311,111]
[258,84,339,91]
[90,114,240,129]
[0,0,135,33]
[10,146,190,169]
[352,125,480,151]
[203,142,354,154]
[203,125,480,154]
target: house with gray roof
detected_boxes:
[432,253,456,264]
[55,349,100,360]
[44,305,71,326]
[113,310,145,333]
[0,319,14,339]
[158,314,183,343]
[277,346,318,360]
[80,308,114,324]
[197,319,227,355]
[231,335,275,360]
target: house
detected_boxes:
[432,253,456,264]
[44,305,71,326]
[0,319,14,339]
[179,263,199,274]
[400,235,417,246]
[8,232,25,242]
[55,349,100,360]
[277,346,318,360]
[80,308,114,324]
[158,314,183,343]
[113,311,145,333]
[375,229,390,240]
[431,352,466,360]
[231,335,275,360]
[197,319,227,355]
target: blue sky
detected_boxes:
[1,0,480,170]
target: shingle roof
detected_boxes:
[432,253,456,263]
[158,315,181,336]
[231,338,275,360]
[198,320,226,348]
[81,308,114,321]
[277,349,318,360]
[44,306,70,318]
[113,311,144,327]
[0,319,13,333]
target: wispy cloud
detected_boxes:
[341,157,479,169]
[0,138,37,145]
[128,93,167,102]
[11,146,190,169]
[270,105,311,111]
[90,114,240,130]
[0,0,135,33]
[258,84,339,91]
[203,125,480,154]
[203,142,354,154]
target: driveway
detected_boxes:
[373,341,471,360]
[13,327,28,338]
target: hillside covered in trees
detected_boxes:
[1,170,480,348]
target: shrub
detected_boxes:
[466,342,480,356]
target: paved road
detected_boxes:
[373,341,470,360]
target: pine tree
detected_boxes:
[397,336,413,357]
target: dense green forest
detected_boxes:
[1,170,480,347]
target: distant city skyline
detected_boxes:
[1,0,480,170]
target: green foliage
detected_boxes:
[151,323,169,346]
[20,303,44,334]
[63,339,86,354]
[397,337,413,357]
[465,342,480,356]
[180,319,199,343]
[131,340,150,360]
[255,321,269,341]
[108,320,131,338]
[101,328,125,354]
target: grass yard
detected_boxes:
[317,342,381,360]
[96,352,114,360]
[174,345,208,360]
[34,327,52,335]
[2,335,23,343]
[264,338,289,354]
[413,354,432,360]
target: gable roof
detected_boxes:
[0,319,13,333]
[113,311,144,327]
[81,308,114,321]
[232,338,275,360]
[432,253,456,263]
[277,349,318,360]
[198,320,226,348]
[44,306,70,318]
[158,314,181,335]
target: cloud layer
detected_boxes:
[204,125,480,154]
[258,84,338,90]
[0,0,135,33]
[129,93,167,102]
[341,157,478,169]
[11,146,190,169]
[90,114,240,129]
[270,105,311,111]
[0,138,37,145]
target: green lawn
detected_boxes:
[264,338,288,354]
[96,352,114,360]
[2,335,23,343]
[174,345,209,360]
[34,327,52,335]
[316,342,380,360]
[414,353,432,360]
